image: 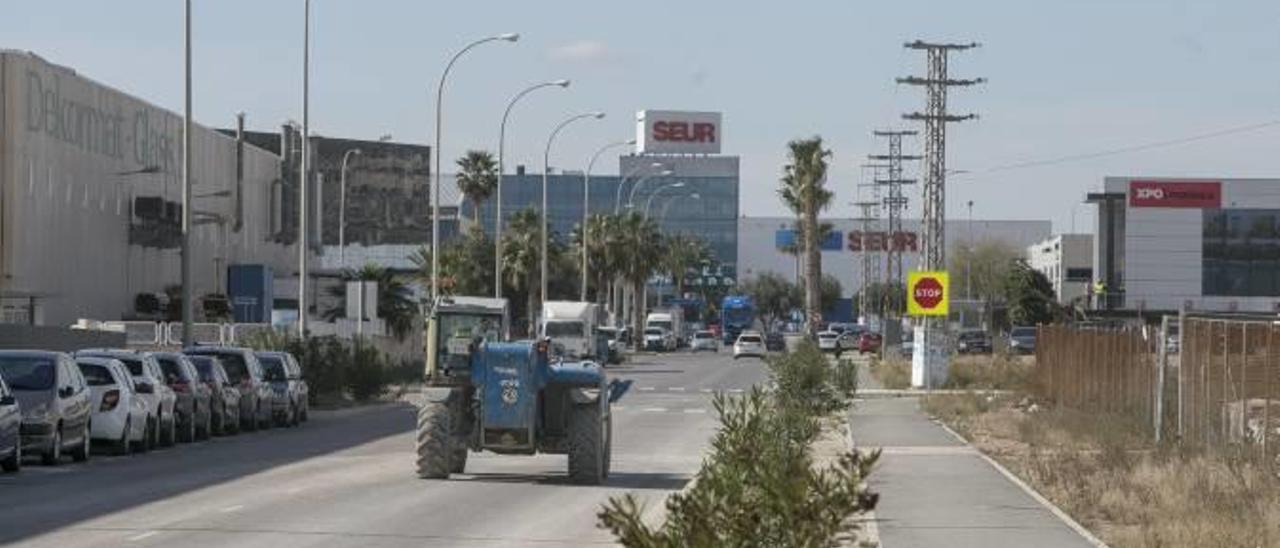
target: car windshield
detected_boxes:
[203,353,249,384]
[545,321,584,337]
[0,357,56,390]
[649,321,672,331]
[1011,327,1037,338]
[694,332,714,339]
[258,356,287,382]
[114,357,146,377]
[78,363,115,386]
[739,336,762,344]
[819,332,838,339]
[156,358,187,384]
[188,356,219,382]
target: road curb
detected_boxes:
[934,420,1109,548]
[842,413,880,547]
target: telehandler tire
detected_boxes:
[449,395,468,474]
[567,403,605,485]
[416,399,452,479]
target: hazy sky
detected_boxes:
[5,1,1279,233]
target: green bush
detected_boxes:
[346,342,386,402]
[598,340,879,547]
[243,330,395,404]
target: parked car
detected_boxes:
[643,327,674,352]
[1009,326,1038,355]
[765,332,786,352]
[597,327,623,364]
[187,355,241,436]
[956,330,992,354]
[184,347,273,431]
[76,349,178,447]
[733,331,766,359]
[836,332,860,353]
[859,332,883,354]
[0,351,92,465]
[151,352,213,442]
[690,330,719,352]
[75,357,149,455]
[256,352,307,427]
[817,330,842,354]
[0,373,22,472]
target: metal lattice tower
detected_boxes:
[868,130,920,316]
[853,193,880,320]
[897,41,983,271]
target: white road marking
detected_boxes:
[127,531,159,541]
[285,487,305,495]
[682,408,706,414]
[728,389,744,394]
[639,387,656,392]
[700,388,714,393]
[642,407,667,413]
[218,505,244,513]
[668,387,685,392]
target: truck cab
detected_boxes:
[539,301,603,362]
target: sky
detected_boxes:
[4,0,1279,234]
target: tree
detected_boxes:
[572,213,621,304]
[613,212,664,349]
[408,225,496,298]
[741,272,803,330]
[501,208,542,336]
[780,137,833,335]
[854,281,905,319]
[1004,259,1059,327]
[662,234,712,297]
[819,274,843,313]
[323,263,417,341]
[455,150,498,224]
[951,239,1019,327]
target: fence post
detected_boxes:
[1156,315,1168,443]
[1177,309,1186,441]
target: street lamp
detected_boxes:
[626,170,675,209]
[298,0,312,337]
[181,0,193,346]
[431,32,520,304]
[495,79,570,298]
[338,148,363,269]
[643,182,686,217]
[658,191,700,220]
[581,138,635,301]
[541,112,606,307]
[614,162,667,212]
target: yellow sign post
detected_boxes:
[906,271,950,317]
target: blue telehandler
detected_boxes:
[415,296,630,484]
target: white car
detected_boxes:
[817,330,842,353]
[76,357,150,455]
[77,350,177,447]
[690,330,719,352]
[644,327,675,352]
[733,332,766,359]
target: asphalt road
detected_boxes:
[0,350,768,548]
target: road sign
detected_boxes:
[907,271,949,316]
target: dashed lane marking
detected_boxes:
[642,408,667,413]
[127,531,159,542]
[682,409,706,414]
[639,387,656,392]
[219,505,244,513]
[668,387,685,392]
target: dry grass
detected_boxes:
[923,394,1280,548]
[944,354,1035,391]
[870,357,911,389]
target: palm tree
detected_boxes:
[455,150,498,224]
[502,208,542,336]
[323,263,417,341]
[780,137,832,335]
[613,212,664,349]
[662,234,711,297]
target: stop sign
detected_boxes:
[913,277,944,309]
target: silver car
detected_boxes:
[76,350,178,447]
[255,352,307,427]
[184,347,273,431]
[0,351,94,465]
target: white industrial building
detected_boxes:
[1026,234,1093,305]
[737,217,1052,294]
[1089,176,1280,312]
[0,51,302,326]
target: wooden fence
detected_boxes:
[1035,325,1157,428]
[1179,318,1280,458]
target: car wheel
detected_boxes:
[2,440,21,472]
[71,423,90,462]
[136,418,154,453]
[41,428,61,466]
[179,412,195,444]
[161,413,176,447]
[114,417,132,456]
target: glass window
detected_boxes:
[258,355,286,382]
[156,358,186,384]
[113,357,146,377]
[79,363,115,386]
[1204,209,1280,297]
[738,335,762,343]
[544,321,585,337]
[1,357,54,391]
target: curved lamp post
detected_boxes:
[431,32,519,302]
[642,182,686,217]
[614,162,667,213]
[581,138,634,301]
[541,112,606,307]
[626,170,675,209]
[657,191,701,220]
[495,79,570,298]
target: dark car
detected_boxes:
[0,351,92,465]
[956,330,993,354]
[184,347,273,431]
[0,373,21,472]
[256,352,307,427]
[151,352,213,442]
[1009,326,1038,355]
[187,355,241,436]
[764,332,786,352]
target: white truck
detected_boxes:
[540,301,604,361]
[645,309,684,350]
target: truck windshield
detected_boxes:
[648,321,672,332]
[724,308,752,325]
[544,321,584,337]
[438,312,504,372]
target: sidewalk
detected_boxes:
[851,364,1101,547]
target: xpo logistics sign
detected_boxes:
[636,110,722,155]
[907,271,950,316]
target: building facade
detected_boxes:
[1090,176,1280,312]
[1026,234,1093,305]
[0,51,300,326]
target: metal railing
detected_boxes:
[1179,317,1280,459]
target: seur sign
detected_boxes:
[636,110,722,155]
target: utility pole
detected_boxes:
[868,132,919,353]
[852,198,880,324]
[898,40,983,388]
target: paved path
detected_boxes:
[850,359,1100,548]
[0,351,769,548]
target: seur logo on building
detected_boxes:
[636,110,722,155]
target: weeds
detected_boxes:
[598,340,879,547]
[944,354,1035,391]
[870,356,911,389]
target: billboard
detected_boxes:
[636,110,721,155]
[1128,180,1221,208]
